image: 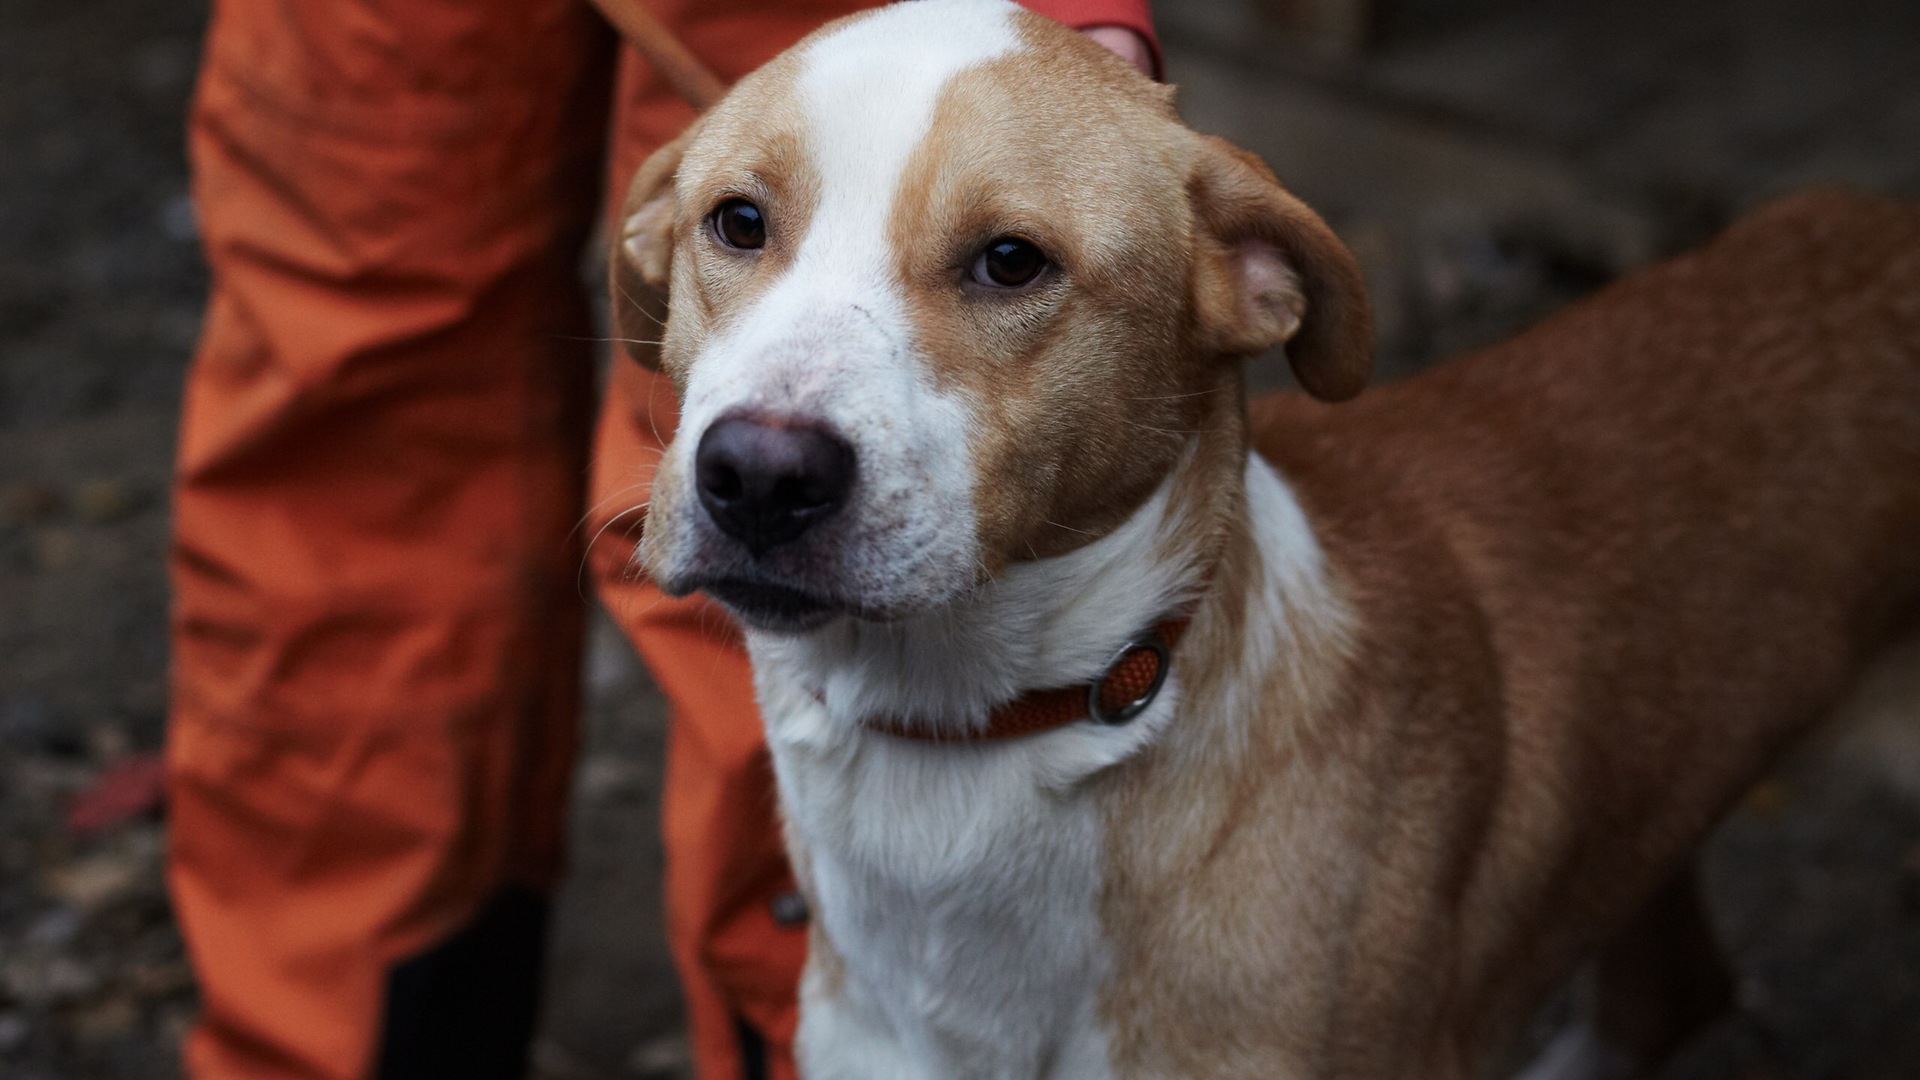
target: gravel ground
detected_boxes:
[2,0,204,1073]
[2,1,1917,1078]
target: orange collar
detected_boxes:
[860,615,1194,743]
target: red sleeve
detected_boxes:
[1017,0,1161,78]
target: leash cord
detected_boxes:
[587,0,728,110]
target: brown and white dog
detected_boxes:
[608,1,1920,1075]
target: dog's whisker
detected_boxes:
[549,334,668,347]
[612,278,668,330]
[575,501,654,602]
[1118,419,1211,436]
[645,395,669,450]
[1127,387,1227,402]
[568,465,664,548]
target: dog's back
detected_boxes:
[1251,189,1920,1053]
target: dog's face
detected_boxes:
[618,0,1369,632]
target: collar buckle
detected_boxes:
[1086,634,1173,725]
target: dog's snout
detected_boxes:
[695,416,856,555]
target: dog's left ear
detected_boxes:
[610,123,699,369]
[1188,136,1373,402]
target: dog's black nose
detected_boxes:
[695,416,855,555]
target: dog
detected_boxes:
[608,1,1920,1075]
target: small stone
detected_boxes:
[529,1038,591,1080]
[34,527,81,572]
[124,960,194,999]
[12,755,97,802]
[1,483,61,526]
[88,722,133,763]
[627,1032,691,1077]
[156,1004,197,1051]
[47,953,104,999]
[587,616,645,695]
[0,1010,29,1054]
[0,697,71,754]
[45,850,145,911]
[73,478,138,523]
[26,908,82,946]
[159,194,198,243]
[3,956,102,1006]
[575,756,641,803]
[68,996,141,1042]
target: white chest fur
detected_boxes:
[750,471,1196,1079]
[765,700,1123,1080]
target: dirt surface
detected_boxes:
[2,0,205,1074]
[2,1,1918,1078]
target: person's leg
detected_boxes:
[168,1,613,1076]
[591,7,871,1078]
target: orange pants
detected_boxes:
[168,1,1152,1078]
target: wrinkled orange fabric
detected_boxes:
[169,2,1155,1079]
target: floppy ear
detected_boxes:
[1188,136,1373,402]
[610,124,698,369]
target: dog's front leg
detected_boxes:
[794,984,926,1080]
[1515,867,1734,1080]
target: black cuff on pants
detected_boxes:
[377,887,550,1080]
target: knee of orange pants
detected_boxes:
[168,0,613,1076]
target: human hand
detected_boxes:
[1081,25,1156,77]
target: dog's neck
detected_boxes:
[748,428,1246,746]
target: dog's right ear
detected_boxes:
[610,125,698,369]
[1187,135,1373,402]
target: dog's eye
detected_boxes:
[710,199,766,251]
[970,238,1048,289]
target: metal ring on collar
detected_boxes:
[1087,636,1172,725]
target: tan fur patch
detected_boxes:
[882,13,1369,570]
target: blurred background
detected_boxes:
[2,0,1919,1077]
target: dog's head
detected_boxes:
[618,0,1369,632]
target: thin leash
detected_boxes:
[588,0,728,110]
